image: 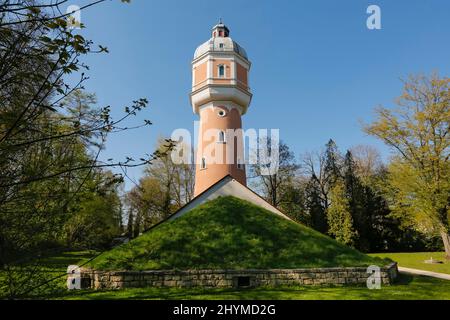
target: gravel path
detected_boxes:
[399,267,450,281]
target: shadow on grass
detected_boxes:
[37,251,98,268]
[395,273,414,285]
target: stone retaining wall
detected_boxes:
[79,263,398,290]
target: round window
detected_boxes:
[217,110,226,117]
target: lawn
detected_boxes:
[90,196,386,270]
[370,252,450,275]
[56,274,450,300]
[0,250,99,299]
[3,250,450,300]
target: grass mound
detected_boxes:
[90,196,386,270]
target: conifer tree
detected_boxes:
[327,179,357,246]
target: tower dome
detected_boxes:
[194,23,248,60]
[191,22,252,115]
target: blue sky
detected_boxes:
[73,0,450,190]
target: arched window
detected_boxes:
[218,131,225,143]
[218,65,225,78]
[201,157,207,169]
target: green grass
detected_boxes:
[0,250,99,299]
[4,250,450,300]
[90,196,386,270]
[34,250,99,269]
[370,252,450,275]
[55,274,450,300]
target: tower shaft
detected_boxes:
[190,22,252,196]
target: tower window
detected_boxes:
[218,65,225,78]
[219,43,224,49]
[237,159,245,170]
[217,109,226,117]
[201,157,207,169]
[218,131,226,143]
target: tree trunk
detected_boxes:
[441,231,450,260]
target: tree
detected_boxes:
[277,177,308,224]
[304,176,327,233]
[300,140,343,234]
[324,139,342,185]
[350,145,383,183]
[63,170,123,249]
[301,140,342,213]
[145,139,194,212]
[0,1,161,298]
[343,150,372,250]
[125,138,195,235]
[327,179,357,246]
[250,140,300,207]
[364,74,450,258]
[126,208,134,238]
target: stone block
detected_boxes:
[80,265,398,290]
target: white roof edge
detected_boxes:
[167,176,293,222]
